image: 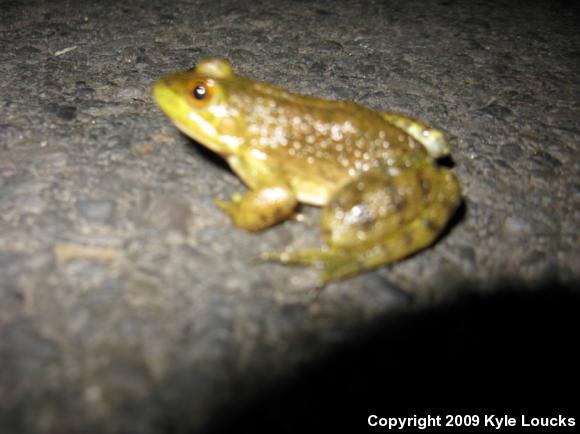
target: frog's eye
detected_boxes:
[193,84,207,100]
[187,79,215,107]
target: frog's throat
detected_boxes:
[172,118,241,155]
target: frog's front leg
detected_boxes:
[264,166,461,285]
[217,150,299,231]
[216,184,297,232]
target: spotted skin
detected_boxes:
[154,58,462,285]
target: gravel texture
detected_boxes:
[1,0,578,433]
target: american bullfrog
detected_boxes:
[154,58,462,285]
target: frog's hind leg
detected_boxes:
[263,166,461,285]
[261,246,363,286]
[350,167,462,272]
[380,112,450,159]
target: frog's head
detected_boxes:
[154,58,244,156]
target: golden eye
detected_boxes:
[187,79,214,107]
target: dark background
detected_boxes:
[210,281,579,434]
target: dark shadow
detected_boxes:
[441,199,467,240]
[437,155,455,168]
[201,279,579,434]
[181,133,232,174]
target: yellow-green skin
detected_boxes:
[154,58,462,285]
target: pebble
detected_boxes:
[77,198,115,223]
[502,215,532,237]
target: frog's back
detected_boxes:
[224,78,429,178]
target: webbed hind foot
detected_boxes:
[260,248,363,287]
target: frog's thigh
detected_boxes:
[322,169,425,248]
[216,184,297,232]
[318,166,461,278]
[380,112,450,158]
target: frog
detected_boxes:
[153,58,462,285]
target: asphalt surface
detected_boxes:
[1,0,578,433]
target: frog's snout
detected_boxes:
[152,80,168,107]
[153,74,182,104]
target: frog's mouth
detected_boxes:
[172,118,208,144]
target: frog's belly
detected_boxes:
[228,153,353,207]
[289,173,350,206]
[278,157,355,206]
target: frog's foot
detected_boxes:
[261,247,362,287]
[215,185,297,232]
